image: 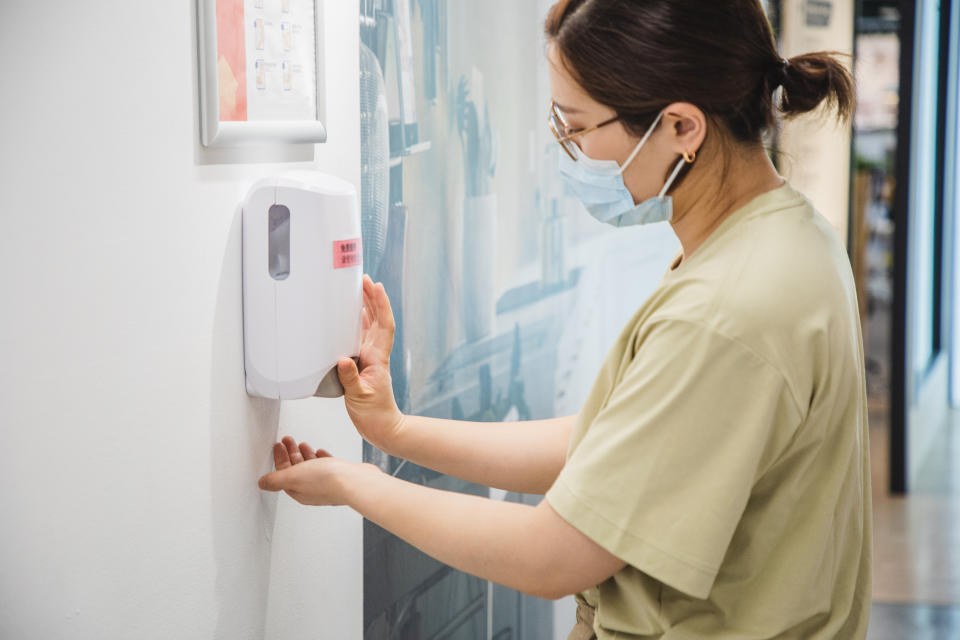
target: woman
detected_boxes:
[258,0,872,637]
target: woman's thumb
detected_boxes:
[258,468,294,491]
[337,357,362,394]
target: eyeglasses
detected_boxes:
[548,99,620,161]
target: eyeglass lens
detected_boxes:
[549,104,579,158]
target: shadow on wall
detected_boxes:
[209,206,281,639]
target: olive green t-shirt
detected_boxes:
[545,182,872,639]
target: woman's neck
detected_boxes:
[669,144,785,262]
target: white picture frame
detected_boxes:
[198,0,327,147]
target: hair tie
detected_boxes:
[766,57,790,88]
[773,57,790,87]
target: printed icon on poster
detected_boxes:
[254,17,265,50]
[256,59,267,91]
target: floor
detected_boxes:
[866,404,960,639]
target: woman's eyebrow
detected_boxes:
[554,102,582,115]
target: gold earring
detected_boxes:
[683,150,696,163]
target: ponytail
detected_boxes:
[778,52,855,122]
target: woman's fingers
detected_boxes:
[361,277,378,342]
[282,435,305,465]
[362,275,393,332]
[362,283,372,319]
[362,275,376,319]
[259,467,295,491]
[337,356,365,396]
[298,441,316,460]
[273,437,331,464]
[359,275,395,367]
[370,283,394,356]
[375,283,395,331]
[273,441,291,470]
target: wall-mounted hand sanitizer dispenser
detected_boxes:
[242,171,363,399]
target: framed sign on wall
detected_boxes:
[198,0,326,146]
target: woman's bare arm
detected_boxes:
[381,413,576,495]
[258,439,626,600]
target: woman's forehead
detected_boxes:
[547,63,591,113]
[546,44,611,118]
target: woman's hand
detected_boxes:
[257,435,381,506]
[337,275,406,452]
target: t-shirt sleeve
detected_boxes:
[545,318,802,599]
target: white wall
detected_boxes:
[0,1,363,638]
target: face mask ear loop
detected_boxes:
[616,110,665,176]
[657,156,688,200]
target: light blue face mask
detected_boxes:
[558,110,688,227]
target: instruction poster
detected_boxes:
[216,0,317,122]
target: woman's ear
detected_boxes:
[662,102,707,158]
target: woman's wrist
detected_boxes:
[370,410,409,458]
[386,411,410,456]
[341,461,387,508]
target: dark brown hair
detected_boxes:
[545,0,854,144]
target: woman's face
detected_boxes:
[547,44,678,206]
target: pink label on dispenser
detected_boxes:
[333,238,362,269]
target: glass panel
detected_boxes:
[908,0,941,381]
[358,2,679,637]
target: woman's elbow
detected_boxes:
[518,578,574,601]
[515,559,591,600]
